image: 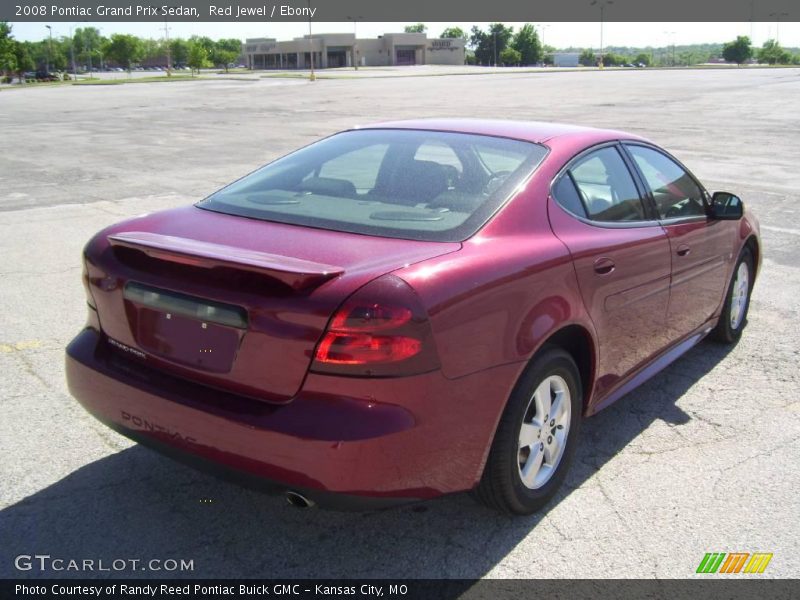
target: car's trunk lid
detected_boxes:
[84,205,460,403]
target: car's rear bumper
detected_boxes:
[66,328,520,508]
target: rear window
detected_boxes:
[198,129,547,242]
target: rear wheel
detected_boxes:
[712,247,754,344]
[474,348,582,515]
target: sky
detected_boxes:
[7,21,800,49]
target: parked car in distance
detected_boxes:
[30,70,59,81]
[66,119,760,514]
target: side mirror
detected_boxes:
[710,191,744,220]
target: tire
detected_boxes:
[712,247,754,344]
[474,348,582,515]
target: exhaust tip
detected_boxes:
[285,490,316,509]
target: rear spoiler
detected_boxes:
[108,231,343,291]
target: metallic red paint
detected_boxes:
[83,206,459,402]
[65,119,761,506]
[66,328,521,498]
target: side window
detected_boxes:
[569,147,646,222]
[317,143,389,194]
[552,174,586,217]
[626,145,706,219]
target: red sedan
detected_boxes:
[66,120,760,514]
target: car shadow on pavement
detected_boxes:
[1,339,736,580]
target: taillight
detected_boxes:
[82,255,97,309]
[311,275,440,377]
[82,254,101,330]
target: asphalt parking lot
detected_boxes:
[1,67,799,579]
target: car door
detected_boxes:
[622,143,733,341]
[548,144,673,399]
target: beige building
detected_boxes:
[243,33,465,69]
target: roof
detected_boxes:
[359,118,645,145]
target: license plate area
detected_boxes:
[124,282,246,373]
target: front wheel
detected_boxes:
[712,247,754,344]
[474,348,582,515]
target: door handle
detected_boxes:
[676,244,691,257]
[593,257,615,275]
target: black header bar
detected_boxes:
[4,0,799,23]
[2,579,799,600]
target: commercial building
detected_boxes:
[552,53,581,67]
[243,33,465,69]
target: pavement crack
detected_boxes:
[14,352,52,391]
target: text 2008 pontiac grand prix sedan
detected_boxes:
[66,119,760,514]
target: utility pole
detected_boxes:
[663,30,676,66]
[538,24,550,50]
[45,25,52,73]
[493,31,497,67]
[163,14,172,76]
[80,22,95,79]
[347,16,363,69]
[537,24,551,66]
[92,27,103,76]
[69,25,77,80]
[307,0,315,80]
[769,12,789,44]
[590,0,613,68]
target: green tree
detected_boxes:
[468,26,487,63]
[189,35,216,55]
[104,34,144,74]
[12,41,34,82]
[579,49,596,66]
[439,27,465,40]
[170,38,189,66]
[722,36,752,66]
[56,35,77,76]
[1,22,14,74]
[211,38,241,72]
[512,23,541,65]
[500,47,521,66]
[404,23,427,33]
[32,39,66,71]
[187,41,210,76]
[469,23,513,66]
[634,52,651,66]
[678,50,706,66]
[141,38,162,63]
[73,27,105,70]
[758,39,790,65]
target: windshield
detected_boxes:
[198,129,548,242]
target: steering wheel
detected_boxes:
[665,198,689,218]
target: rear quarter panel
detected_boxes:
[393,132,644,417]
[396,149,598,385]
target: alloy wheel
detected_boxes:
[518,375,571,489]
[729,261,750,330]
